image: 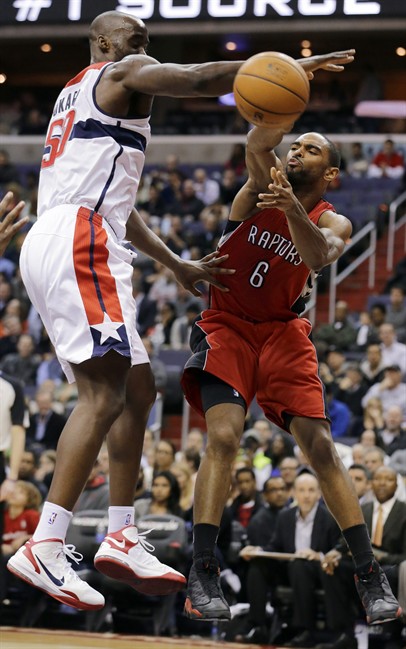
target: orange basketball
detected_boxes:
[233,51,310,128]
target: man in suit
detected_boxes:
[235,476,289,643]
[321,465,406,648]
[27,390,66,450]
[240,473,349,647]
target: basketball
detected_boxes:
[233,51,310,128]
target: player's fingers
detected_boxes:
[0,191,13,217]
[199,250,222,263]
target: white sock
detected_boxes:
[33,502,73,542]
[108,506,135,533]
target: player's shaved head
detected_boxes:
[89,11,144,41]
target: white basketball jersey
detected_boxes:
[38,62,151,239]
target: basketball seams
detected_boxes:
[236,72,308,104]
[234,86,303,117]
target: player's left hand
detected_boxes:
[173,251,235,296]
[0,191,28,256]
[298,49,355,80]
[257,167,298,212]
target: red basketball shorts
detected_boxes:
[181,309,327,431]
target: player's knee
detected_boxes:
[306,430,340,473]
[91,390,126,425]
[207,425,239,458]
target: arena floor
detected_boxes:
[0,628,271,649]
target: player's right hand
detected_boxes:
[0,192,28,256]
[173,251,235,296]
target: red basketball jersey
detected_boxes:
[211,199,335,322]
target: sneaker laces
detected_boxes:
[54,543,84,581]
[358,567,386,600]
[195,553,222,599]
[132,529,161,565]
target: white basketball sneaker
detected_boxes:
[94,525,186,595]
[7,538,105,610]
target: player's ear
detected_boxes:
[325,167,339,182]
[98,35,110,53]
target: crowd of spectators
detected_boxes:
[1,137,405,644]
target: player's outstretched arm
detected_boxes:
[126,208,234,295]
[107,55,244,98]
[0,192,28,256]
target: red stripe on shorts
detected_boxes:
[73,207,124,326]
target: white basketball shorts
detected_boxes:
[20,204,149,383]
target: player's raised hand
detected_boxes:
[173,251,235,296]
[256,167,297,212]
[0,192,28,256]
[297,49,355,79]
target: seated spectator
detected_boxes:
[322,466,406,646]
[170,302,202,350]
[362,396,385,434]
[0,333,40,388]
[141,336,167,393]
[153,440,176,479]
[161,214,189,257]
[346,142,369,178]
[27,389,66,450]
[170,461,194,514]
[348,464,373,504]
[1,480,41,601]
[240,474,344,648]
[219,168,243,207]
[278,456,300,503]
[385,285,406,343]
[2,480,41,551]
[137,181,167,217]
[325,349,349,387]
[379,323,406,375]
[168,178,205,220]
[240,429,272,490]
[364,446,406,502]
[36,347,64,387]
[73,458,109,512]
[325,383,351,438]
[379,405,406,456]
[224,143,247,178]
[133,470,184,519]
[132,272,157,338]
[146,264,178,311]
[355,304,386,350]
[34,449,56,494]
[360,428,383,450]
[335,363,369,419]
[149,300,177,349]
[226,467,263,530]
[17,449,46,501]
[361,365,406,418]
[0,314,23,360]
[314,301,357,352]
[193,167,220,206]
[367,139,405,179]
[359,343,386,386]
[234,476,289,643]
[268,432,295,470]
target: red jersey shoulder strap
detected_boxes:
[64,62,110,88]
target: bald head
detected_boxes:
[89,11,148,63]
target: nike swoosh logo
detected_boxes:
[37,556,65,586]
[104,537,126,549]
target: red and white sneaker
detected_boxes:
[7,538,105,610]
[94,525,186,595]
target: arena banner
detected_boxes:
[1,0,406,25]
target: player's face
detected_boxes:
[110,19,149,60]
[285,133,331,188]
